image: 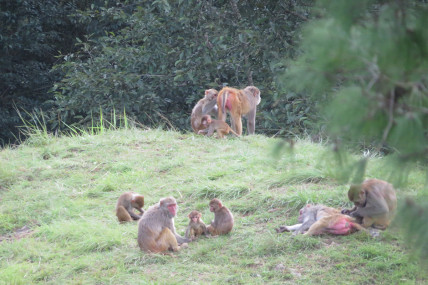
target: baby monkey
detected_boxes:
[185,210,208,240]
[198,115,239,138]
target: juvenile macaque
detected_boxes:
[191,89,218,133]
[137,197,190,253]
[185,210,208,240]
[341,179,397,229]
[206,198,234,235]
[197,115,239,138]
[116,192,145,222]
[217,86,261,135]
[276,204,366,236]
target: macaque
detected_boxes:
[206,198,234,236]
[217,86,261,136]
[341,178,397,230]
[137,197,190,253]
[191,89,219,133]
[185,210,208,240]
[276,204,366,236]
[116,192,145,222]
[197,115,239,138]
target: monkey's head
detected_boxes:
[188,210,202,223]
[298,204,312,223]
[244,86,261,105]
[201,115,212,126]
[209,198,222,212]
[131,195,144,208]
[205,89,218,101]
[160,197,178,218]
[348,185,366,206]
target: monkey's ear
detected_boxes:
[306,204,312,208]
[205,90,209,95]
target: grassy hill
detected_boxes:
[0,128,426,284]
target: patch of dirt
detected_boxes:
[0,224,37,242]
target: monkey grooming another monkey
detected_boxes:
[341,178,397,230]
[138,197,190,253]
[197,115,239,138]
[191,89,218,134]
[276,204,366,236]
[217,86,261,136]
[206,198,234,236]
[185,210,208,240]
[116,192,145,222]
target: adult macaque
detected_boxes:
[341,178,397,229]
[116,192,145,222]
[206,198,234,235]
[197,115,239,138]
[217,86,261,136]
[276,204,366,236]
[191,89,218,133]
[138,197,190,253]
[185,210,208,240]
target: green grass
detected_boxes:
[0,129,426,284]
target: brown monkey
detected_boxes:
[185,210,208,240]
[116,192,145,222]
[138,197,190,253]
[191,89,218,133]
[276,204,366,236]
[197,115,239,138]
[217,86,261,136]
[341,178,397,229]
[206,198,234,235]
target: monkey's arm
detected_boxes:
[341,206,357,215]
[202,100,217,114]
[129,211,142,220]
[206,126,215,137]
[352,195,389,217]
[185,225,192,239]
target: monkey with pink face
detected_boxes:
[138,197,190,253]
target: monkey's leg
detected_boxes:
[235,115,243,136]
[116,206,132,222]
[362,216,375,228]
[156,228,179,252]
[304,218,329,236]
[207,225,218,236]
[247,109,256,135]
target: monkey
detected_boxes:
[185,210,208,240]
[191,89,219,134]
[276,204,366,236]
[116,192,145,222]
[137,197,190,253]
[197,115,239,138]
[206,198,234,236]
[341,178,397,230]
[217,86,261,136]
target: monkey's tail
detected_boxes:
[221,91,229,115]
[229,128,240,137]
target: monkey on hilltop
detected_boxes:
[191,89,218,134]
[217,86,261,136]
[198,115,239,138]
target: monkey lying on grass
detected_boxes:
[276,204,366,236]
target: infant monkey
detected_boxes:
[185,210,208,240]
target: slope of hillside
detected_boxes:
[0,129,426,284]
